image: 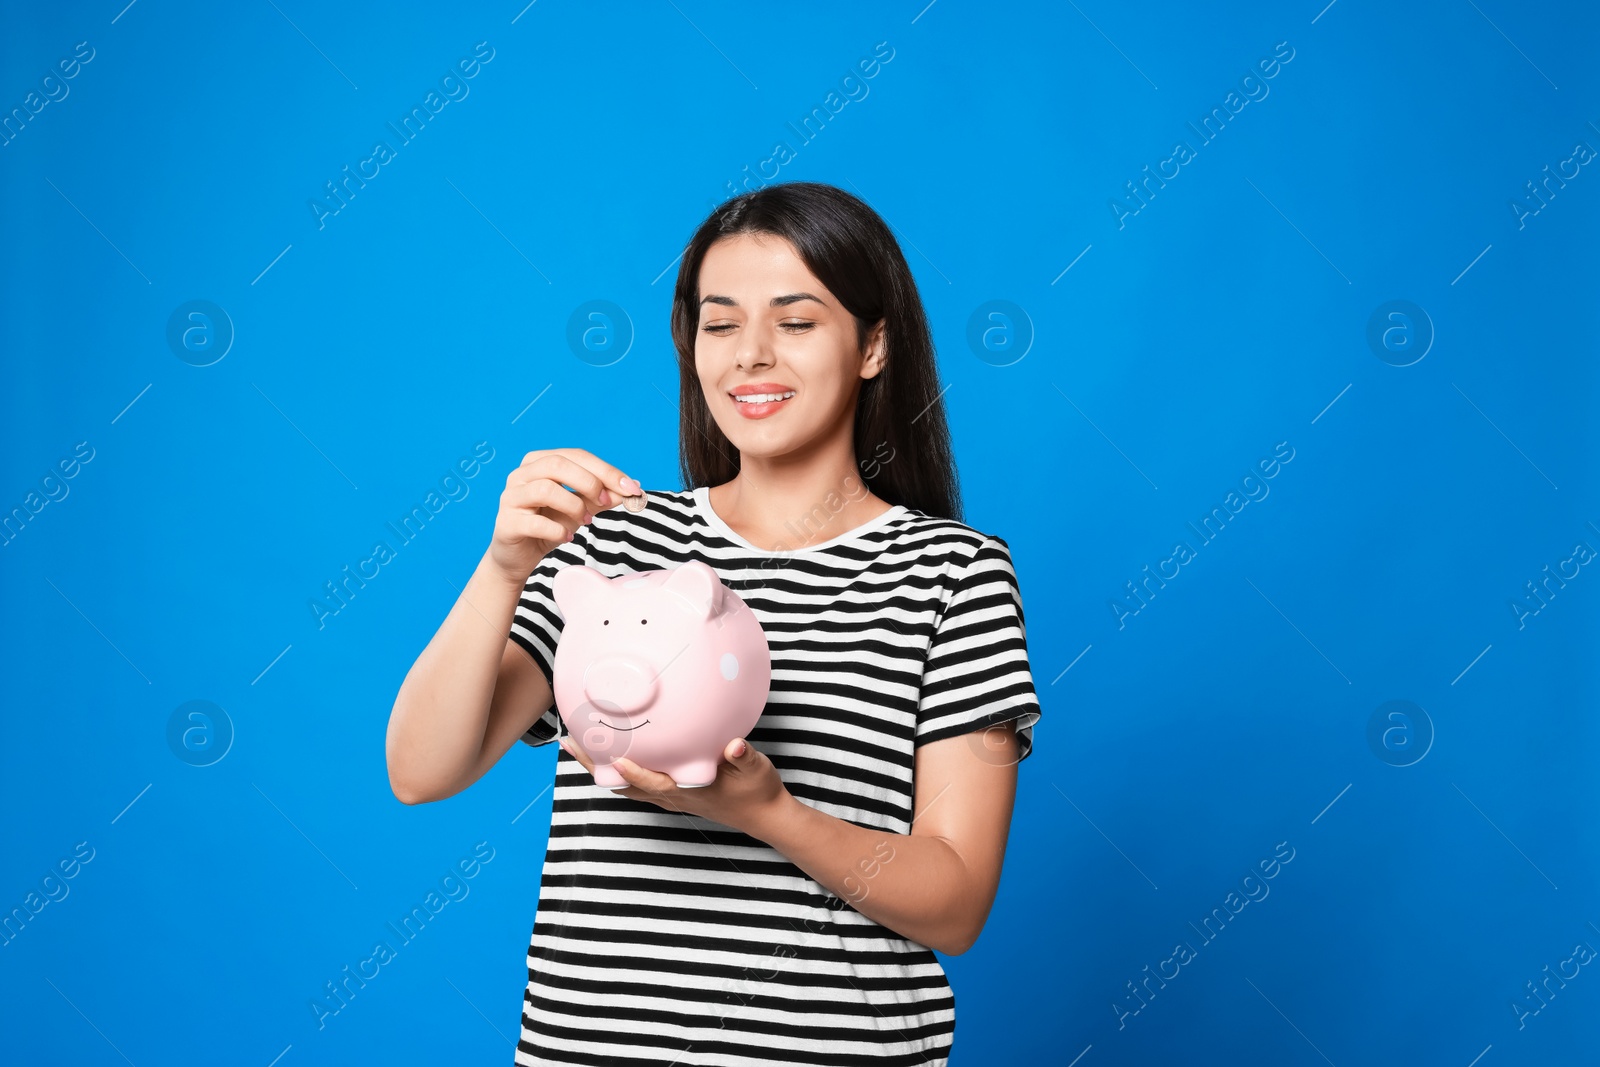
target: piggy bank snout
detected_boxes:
[582,656,658,715]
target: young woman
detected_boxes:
[387,181,1042,1065]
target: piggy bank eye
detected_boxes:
[602,619,609,626]
[641,618,648,625]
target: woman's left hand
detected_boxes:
[558,735,792,839]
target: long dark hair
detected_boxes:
[669,181,961,523]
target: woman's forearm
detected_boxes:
[747,792,980,955]
[386,548,528,802]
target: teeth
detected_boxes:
[733,391,795,404]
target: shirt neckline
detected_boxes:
[691,485,908,555]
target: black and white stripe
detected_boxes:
[508,486,1041,1066]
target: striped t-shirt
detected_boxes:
[507,485,1042,1066]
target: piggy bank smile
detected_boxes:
[576,700,655,758]
[594,717,650,731]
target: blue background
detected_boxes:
[2,1,1596,1064]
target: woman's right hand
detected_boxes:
[488,448,639,586]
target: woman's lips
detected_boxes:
[731,394,793,419]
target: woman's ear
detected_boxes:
[860,318,888,381]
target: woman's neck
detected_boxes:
[708,473,892,552]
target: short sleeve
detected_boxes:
[914,535,1042,762]
[508,526,595,748]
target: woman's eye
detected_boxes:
[700,322,814,334]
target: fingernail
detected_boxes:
[733,739,747,757]
[582,512,592,524]
[621,476,639,495]
[599,489,612,506]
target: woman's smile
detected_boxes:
[728,380,799,419]
[731,392,795,419]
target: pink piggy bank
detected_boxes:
[551,560,772,790]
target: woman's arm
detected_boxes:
[386,548,538,804]
[747,720,1020,956]
[387,449,632,803]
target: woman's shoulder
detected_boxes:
[889,504,1010,555]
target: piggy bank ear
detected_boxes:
[661,560,725,621]
[552,565,611,620]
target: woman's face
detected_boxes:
[693,232,883,465]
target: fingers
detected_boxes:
[515,450,638,514]
[557,739,668,800]
[555,448,636,506]
[557,734,592,771]
[511,477,588,534]
[612,757,676,794]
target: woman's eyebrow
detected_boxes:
[700,292,827,308]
